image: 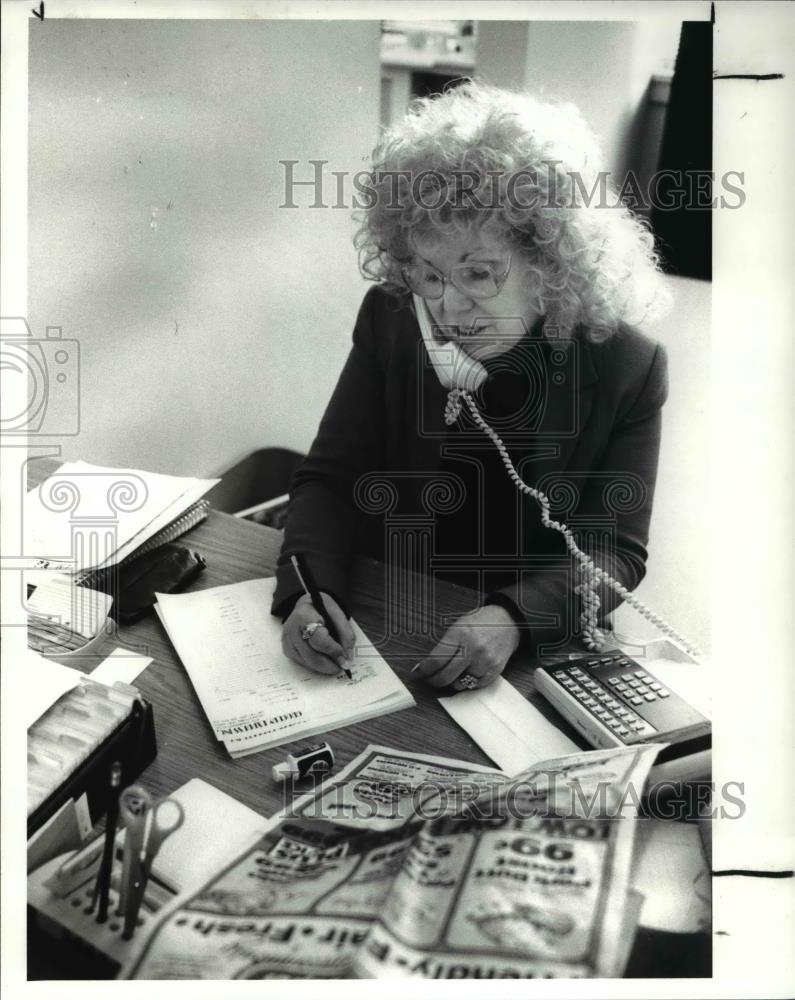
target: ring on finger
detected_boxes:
[456,672,479,690]
[301,621,325,642]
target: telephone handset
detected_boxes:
[413,293,699,659]
[414,293,489,393]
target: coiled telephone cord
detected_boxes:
[445,389,700,658]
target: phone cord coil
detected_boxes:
[447,389,700,658]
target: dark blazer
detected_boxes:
[272,285,668,653]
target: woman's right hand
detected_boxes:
[282,592,356,675]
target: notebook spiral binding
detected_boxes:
[77,500,210,588]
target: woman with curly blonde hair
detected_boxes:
[356,82,669,340]
[273,81,676,694]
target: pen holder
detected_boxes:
[28,842,175,977]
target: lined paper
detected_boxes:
[28,575,112,638]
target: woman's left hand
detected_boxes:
[414,604,521,691]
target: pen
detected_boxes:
[117,784,152,918]
[290,554,353,680]
[93,760,122,922]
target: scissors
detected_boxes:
[122,795,185,940]
[116,784,153,917]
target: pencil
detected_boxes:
[94,760,122,923]
[290,554,353,680]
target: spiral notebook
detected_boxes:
[112,500,208,563]
[27,461,219,575]
[29,501,210,655]
[77,501,209,588]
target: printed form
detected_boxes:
[155,577,414,756]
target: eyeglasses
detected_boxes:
[401,254,512,301]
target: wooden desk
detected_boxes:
[26,457,710,978]
[25,456,547,816]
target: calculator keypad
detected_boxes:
[552,661,657,739]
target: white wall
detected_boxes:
[29,19,380,477]
[614,275,711,651]
[474,21,529,92]
[477,19,682,180]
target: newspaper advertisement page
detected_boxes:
[123,746,506,979]
[288,743,510,830]
[353,743,663,979]
[124,817,424,979]
[482,744,665,822]
[353,813,635,979]
[123,743,660,980]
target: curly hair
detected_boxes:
[354,81,670,338]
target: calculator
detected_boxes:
[534,652,711,760]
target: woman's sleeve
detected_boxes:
[271,288,386,620]
[487,341,669,653]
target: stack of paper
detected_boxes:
[27,573,114,655]
[24,460,218,575]
[154,577,415,757]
